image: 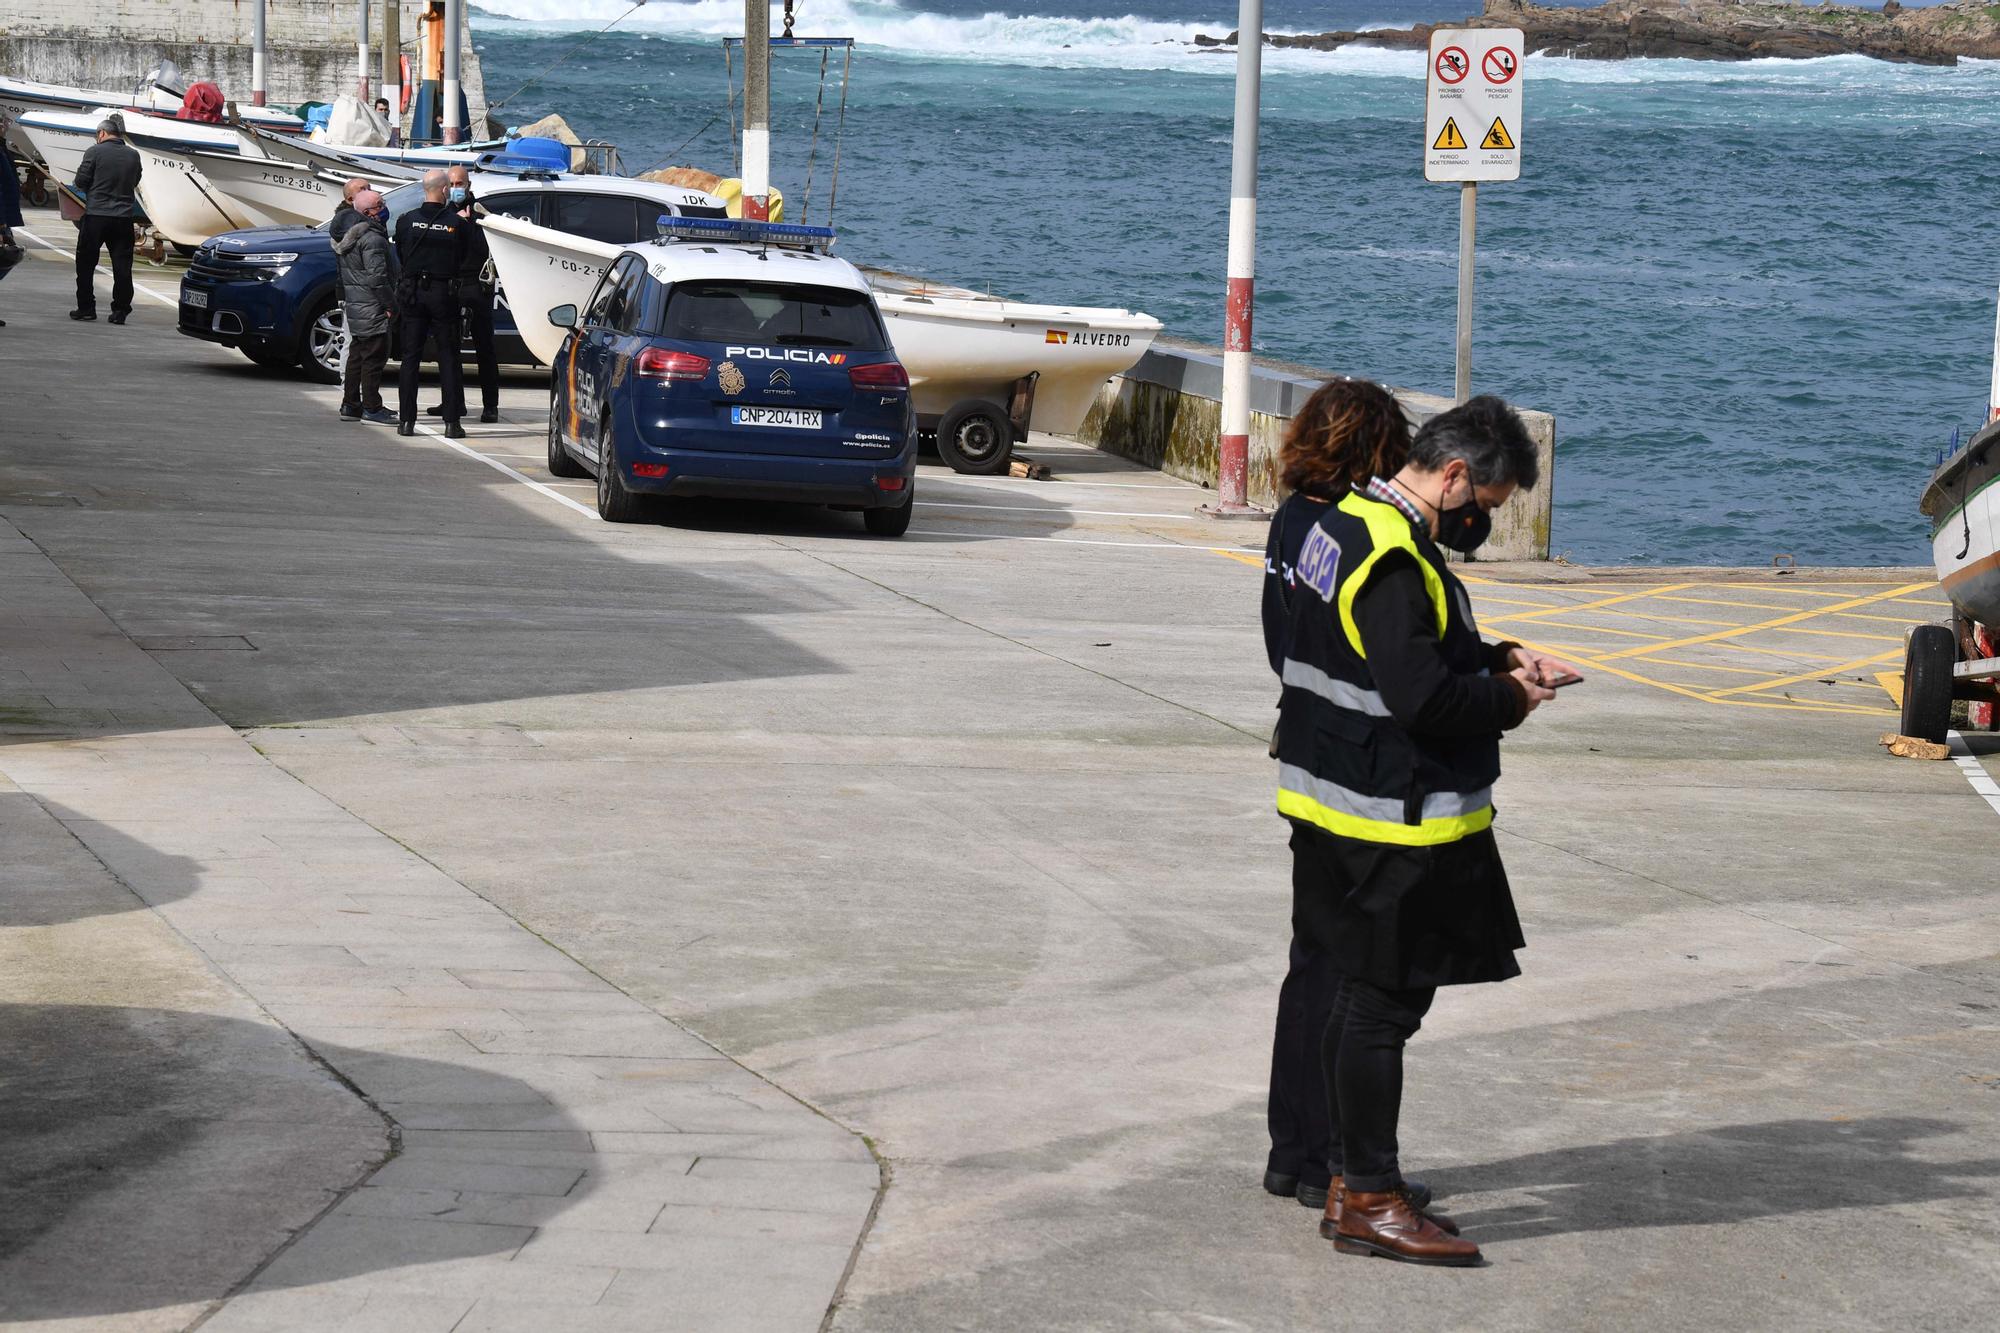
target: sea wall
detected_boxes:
[0,1,487,127]
[1074,338,1555,561]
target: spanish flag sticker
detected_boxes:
[1045,329,1069,344]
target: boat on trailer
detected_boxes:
[0,72,302,162]
[1905,301,2000,742]
[14,108,258,246]
[477,212,1161,473]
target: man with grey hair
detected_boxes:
[69,116,143,323]
[1271,393,1577,1266]
[391,168,468,437]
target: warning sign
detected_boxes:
[1424,27,1523,183]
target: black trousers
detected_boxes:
[1281,825,1437,1193]
[75,214,134,315]
[342,329,389,413]
[448,292,499,415]
[397,284,463,423]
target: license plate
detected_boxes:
[731,406,821,430]
[184,290,208,309]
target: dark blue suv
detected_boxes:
[545,228,915,535]
[177,175,724,381]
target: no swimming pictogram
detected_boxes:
[1482,47,1518,84]
[1435,46,1469,85]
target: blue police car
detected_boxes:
[545,220,916,536]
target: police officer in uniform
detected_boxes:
[1273,395,1578,1267]
[392,169,467,439]
[425,165,500,424]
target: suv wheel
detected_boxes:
[300,299,347,384]
[594,416,645,523]
[547,386,588,477]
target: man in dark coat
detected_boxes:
[333,189,397,424]
[328,177,372,245]
[423,164,498,424]
[1273,395,1577,1267]
[70,117,142,324]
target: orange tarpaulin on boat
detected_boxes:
[176,82,224,122]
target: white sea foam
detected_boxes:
[471,1,2000,87]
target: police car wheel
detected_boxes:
[299,298,346,385]
[1900,622,1956,745]
[594,425,646,524]
[546,389,588,478]
[863,491,913,538]
[937,402,1013,475]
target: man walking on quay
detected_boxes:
[1270,395,1577,1267]
[69,116,141,325]
[424,165,499,424]
[392,169,467,439]
[334,189,398,425]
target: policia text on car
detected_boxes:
[392,170,469,438]
[1262,393,1577,1268]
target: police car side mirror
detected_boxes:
[548,303,578,329]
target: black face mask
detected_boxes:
[1434,478,1493,554]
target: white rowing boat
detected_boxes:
[477,213,1161,455]
[15,109,253,246]
[0,72,301,163]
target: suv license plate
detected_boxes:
[185,290,209,309]
[731,406,820,430]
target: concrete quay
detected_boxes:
[4,218,2000,1330]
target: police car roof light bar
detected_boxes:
[654,215,837,252]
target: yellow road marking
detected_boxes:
[1495,619,1672,641]
[1479,583,1698,625]
[1514,639,1893,715]
[1596,583,1933,661]
[1628,655,1783,678]
[1706,648,1905,699]
[1212,549,1263,568]
[1876,671,1906,706]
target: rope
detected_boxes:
[724,40,739,162]
[489,0,650,114]
[826,45,851,226]
[801,48,828,223]
[632,115,724,178]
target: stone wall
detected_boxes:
[1073,337,1555,561]
[0,1,486,129]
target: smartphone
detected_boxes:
[1547,674,1585,689]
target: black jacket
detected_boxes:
[454,192,491,283]
[73,139,143,218]
[328,203,363,244]
[393,200,469,281]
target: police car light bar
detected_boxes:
[655,216,837,252]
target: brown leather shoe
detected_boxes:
[1330,1189,1481,1266]
[1323,1177,1460,1237]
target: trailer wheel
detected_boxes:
[1900,623,1955,745]
[937,401,1012,475]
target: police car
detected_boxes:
[546,218,916,535]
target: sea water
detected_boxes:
[468,0,2000,565]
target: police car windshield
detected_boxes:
[661,281,885,351]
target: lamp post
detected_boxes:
[1207,0,1265,519]
[743,1,771,220]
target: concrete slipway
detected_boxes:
[2,218,1998,1331]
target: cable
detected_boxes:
[489,1,649,114]
[632,115,724,178]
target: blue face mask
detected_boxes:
[448,186,468,205]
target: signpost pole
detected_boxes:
[442,0,463,144]
[1455,180,1476,404]
[357,1,372,102]
[1206,0,1265,519]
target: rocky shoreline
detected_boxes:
[1194,0,2000,67]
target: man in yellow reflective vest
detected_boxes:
[1273,395,1578,1267]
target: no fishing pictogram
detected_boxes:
[1435,46,1469,85]
[1482,47,1518,84]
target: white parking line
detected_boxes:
[18,227,182,309]
[1948,731,2000,819]
[915,500,1199,521]
[410,422,597,519]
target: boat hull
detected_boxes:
[1928,427,2000,627]
[130,141,258,243]
[0,75,299,163]
[478,216,1164,437]
[194,149,346,229]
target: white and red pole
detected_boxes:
[443,0,464,144]
[251,1,268,106]
[1210,0,1265,518]
[356,1,372,101]
[743,0,772,221]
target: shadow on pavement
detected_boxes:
[0,793,204,926]
[1432,1116,1992,1244]
[0,1003,578,1322]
